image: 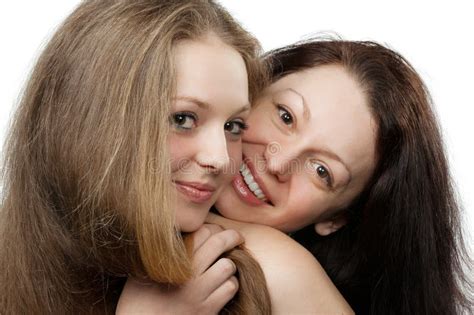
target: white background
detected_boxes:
[0,1,472,254]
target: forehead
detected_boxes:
[173,35,249,107]
[270,65,378,188]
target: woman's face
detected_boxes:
[169,35,250,232]
[215,65,378,233]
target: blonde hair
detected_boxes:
[0,0,268,313]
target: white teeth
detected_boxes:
[239,162,268,202]
[254,189,265,199]
[243,174,253,183]
[249,182,259,191]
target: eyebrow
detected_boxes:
[287,88,311,121]
[174,96,250,115]
[174,96,210,109]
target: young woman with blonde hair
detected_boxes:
[0,1,270,313]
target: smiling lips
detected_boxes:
[174,181,216,203]
[232,159,272,206]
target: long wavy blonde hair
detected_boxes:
[0,1,268,313]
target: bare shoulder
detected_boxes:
[206,213,354,315]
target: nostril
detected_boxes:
[196,154,230,173]
[201,164,219,174]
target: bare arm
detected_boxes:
[206,213,354,315]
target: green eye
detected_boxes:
[171,112,197,130]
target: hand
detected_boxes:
[116,224,243,315]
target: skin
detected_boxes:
[215,64,378,235]
[207,213,355,315]
[169,34,250,232]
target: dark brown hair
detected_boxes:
[268,38,473,314]
[0,0,269,313]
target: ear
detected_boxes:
[314,213,348,236]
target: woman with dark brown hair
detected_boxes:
[0,0,272,313]
[212,38,473,314]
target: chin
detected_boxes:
[179,219,203,233]
[215,189,245,213]
[177,211,208,233]
[214,198,239,219]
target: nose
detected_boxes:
[195,128,230,174]
[264,141,299,182]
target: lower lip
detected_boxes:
[232,172,266,206]
[174,183,214,203]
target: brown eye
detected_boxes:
[224,119,248,136]
[316,165,328,178]
[277,105,293,126]
[310,161,332,187]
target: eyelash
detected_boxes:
[224,120,248,136]
[310,161,333,187]
[170,111,197,130]
[170,112,248,137]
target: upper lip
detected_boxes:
[173,180,217,192]
[243,155,273,205]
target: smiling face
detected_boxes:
[169,34,250,232]
[215,65,378,233]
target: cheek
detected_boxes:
[244,107,280,143]
[175,199,209,232]
[225,140,242,177]
[214,185,235,219]
[287,182,331,223]
[168,134,194,172]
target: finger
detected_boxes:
[190,224,224,253]
[193,229,243,274]
[195,258,237,296]
[204,276,239,312]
